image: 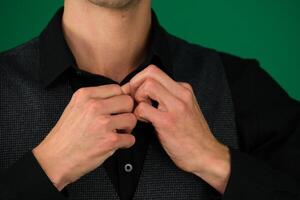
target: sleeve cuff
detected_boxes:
[2,150,68,200]
[222,148,300,200]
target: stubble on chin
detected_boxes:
[87,0,138,9]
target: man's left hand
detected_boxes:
[121,65,231,194]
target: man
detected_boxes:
[0,0,299,199]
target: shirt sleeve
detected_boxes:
[221,54,300,199]
[0,150,68,200]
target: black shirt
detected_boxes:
[68,36,160,200]
[1,6,300,200]
[40,7,173,200]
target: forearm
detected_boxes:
[192,145,300,199]
[191,143,231,194]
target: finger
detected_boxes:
[100,94,134,114]
[134,101,162,125]
[109,113,137,132]
[115,134,136,149]
[121,82,152,106]
[76,84,123,101]
[178,82,193,92]
[129,65,184,99]
[89,84,124,98]
[134,78,179,111]
[178,82,198,102]
[121,82,131,95]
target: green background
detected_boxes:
[0,0,299,100]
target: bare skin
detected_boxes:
[62,0,151,83]
[33,0,151,191]
[33,0,230,194]
[122,65,230,193]
[33,85,137,190]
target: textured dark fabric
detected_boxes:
[0,8,239,200]
[68,54,160,200]
[1,7,300,200]
[66,28,240,200]
[38,7,183,200]
[0,38,74,200]
[220,54,300,200]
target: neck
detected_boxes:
[62,0,152,83]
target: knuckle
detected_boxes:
[109,84,122,94]
[182,88,193,102]
[106,134,119,148]
[187,83,193,90]
[99,115,110,125]
[176,100,188,112]
[134,102,145,116]
[146,64,159,74]
[86,99,101,113]
[75,87,88,97]
[144,78,156,91]
[127,113,137,127]
[72,88,87,104]
[124,95,134,110]
[183,82,193,91]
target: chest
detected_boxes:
[0,63,239,199]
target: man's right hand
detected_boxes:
[32,84,137,191]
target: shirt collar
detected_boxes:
[39,7,173,88]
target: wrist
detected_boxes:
[32,144,70,191]
[192,143,231,193]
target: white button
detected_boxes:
[124,163,133,172]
